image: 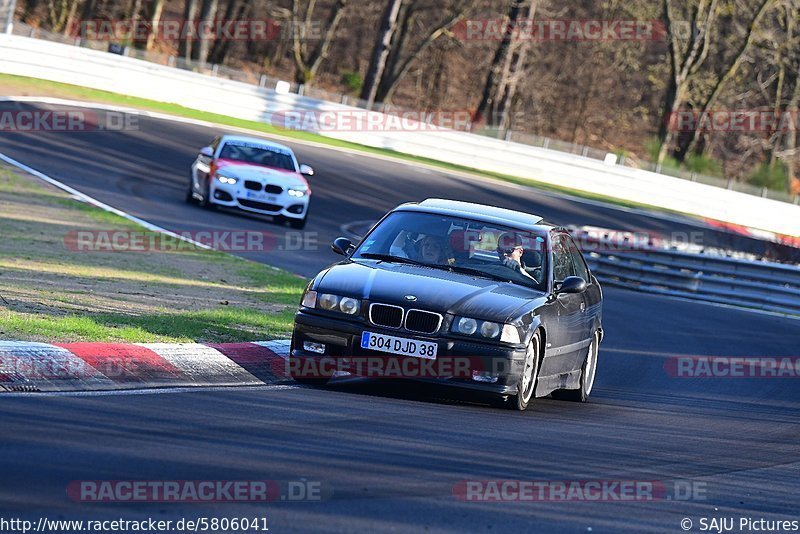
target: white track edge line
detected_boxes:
[0,151,212,250]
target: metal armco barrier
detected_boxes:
[579,232,800,316]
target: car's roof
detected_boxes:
[220,135,294,154]
[395,199,550,229]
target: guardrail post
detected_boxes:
[168,55,175,67]
[3,0,15,34]
[543,138,550,149]
[297,84,305,96]
[581,146,589,157]
[212,64,219,76]
[259,74,266,88]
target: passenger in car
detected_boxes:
[496,232,539,282]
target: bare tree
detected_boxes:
[178,0,199,63]
[681,0,774,156]
[373,0,474,104]
[207,0,244,63]
[360,0,403,106]
[475,0,537,130]
[146,0,166,50]
[291,0,348,85]
[192,0,219,64]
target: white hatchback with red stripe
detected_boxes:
[187,135,314,229]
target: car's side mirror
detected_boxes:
[332,237,354,256]
[555,276,587,295]
[299,164,315,176]
[199,146,214,158]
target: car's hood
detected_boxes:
[317,260,546,322]
[216,160,305,186]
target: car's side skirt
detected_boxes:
[536,368,582,397]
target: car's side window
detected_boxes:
[552,234,576,282]
[565,235,590,281]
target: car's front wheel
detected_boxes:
[289,214,308,230]
[185,173,196,204]
[498,330,541,411]
[289,356,332,387]
[552,330,599,403]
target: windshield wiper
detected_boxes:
[358,253,428,267]
[447,265,510,283]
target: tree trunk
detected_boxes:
[475,0,536,129]
[207,0,239,63]
[375,1,471,104]
[178,0,199,64]
[292,0,348,85]
[146,0,165,51]
[682,0,773,156]
[192,0,218,65]
[360,0,403,106]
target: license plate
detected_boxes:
[245,191,277,202]
[360,331,437,360]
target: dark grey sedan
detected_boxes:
[291,199,603,410]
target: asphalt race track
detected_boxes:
[0,101,798,533]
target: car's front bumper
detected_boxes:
[210,183,309,219]
[290,309,528,395]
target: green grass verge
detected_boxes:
[0,165,307,343]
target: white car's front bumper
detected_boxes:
[210,182,309,219]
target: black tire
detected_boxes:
[551,330,599,403]
[497,330,541,411]
[198,179,215,209]
[185,173,196,204]
[289,356,332,386]
[291,376,330,386]
[289,215,308,230]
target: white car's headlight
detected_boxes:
[288,186,309,198]
[216,174,238,185]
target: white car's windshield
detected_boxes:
[353,211,549,291]
[218,141,296,171]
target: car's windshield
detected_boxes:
[218,141,297,171]
[353,211,549,291]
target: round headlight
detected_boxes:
[457,317,478,335]
[339,297,360,315]
[319,294,339,311]
[480,321,500,338]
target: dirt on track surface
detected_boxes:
[0,163,305,343]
